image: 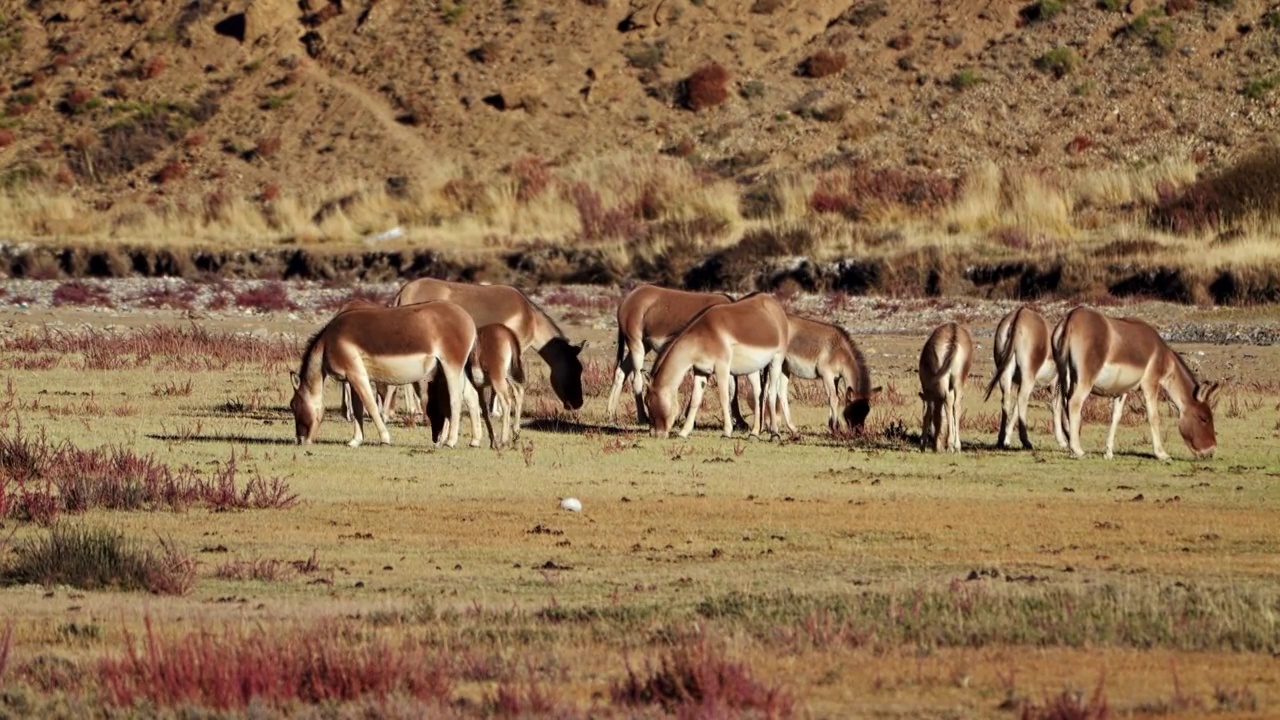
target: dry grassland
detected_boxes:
[0,303,1277,717]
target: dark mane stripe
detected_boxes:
[514,287,567,338]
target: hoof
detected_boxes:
[1104,450,1114,460]
[348,438,362,448]
[1155,452,1171,462]
[469,439,481,448]
[380,435,392,445]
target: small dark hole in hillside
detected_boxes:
[214,13,247,42]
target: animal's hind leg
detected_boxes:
[440,359,466,449]
[1104,393,1126,459]
[1015,377,1036,450]
[1050,386,1067,449]
[745,370,763,439]
[606,331,631,421]
[945,385,960,453]
[996,366,1017,448]
[627,341,650,425]
[464,381,484,448]
[511,381,525,441]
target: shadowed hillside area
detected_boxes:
[1,0,1280,300]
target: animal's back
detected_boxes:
[397,279,529,332]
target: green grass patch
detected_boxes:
[0,524,194,595]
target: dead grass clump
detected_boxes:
[611,635,794,717]
[215,557,292,582]
[682,63,730,112]
[572,182,646,242]
[81,108,180,178]
[139,56,167,80]
[751,0,785,13]
[155,160,187,185]
[1019,680,1111,720]
[0,524,194,595]
[801,50,847,78]
[1151,147,1280,233]
[97,620,454,710]
[3,325,296,371]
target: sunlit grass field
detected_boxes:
[0,304,1277,718]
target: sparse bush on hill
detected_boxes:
[800,50,846,78]
[949,67,984,90]
[843,0,888,27]
[1036,46,1079,78]
[681,63,729,111]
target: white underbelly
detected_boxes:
[363,354,434,385]
[1033,359,1057,385]
[1091,362,1144,396]
[783,356,819,380]
[729,345,780,375]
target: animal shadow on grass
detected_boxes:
[523,418,637,436]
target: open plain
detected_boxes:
[0,280,1276,718]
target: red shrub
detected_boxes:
[98,619,454,710]
[140,56,167,80]
[0,129,13,148]
[255,136,282,159]
[1066,135,1094,154]
[52,281,114,308]
[1165,0,1196,14]
[801,50,847,78]
[66,87,93,108]
[683,63,730,111]
[610,637,793,716]
[234,281,298,312]
[261,182,281,202]
[184,131,207,148]
[511,155,553,202]
[156,160,187,184]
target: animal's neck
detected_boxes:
[1163,351,1197,415]
[528,310,560,350]
[652,342,694,391]
[299,342,326,396]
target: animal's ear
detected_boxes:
[869,385,883,397]
[290,370,301,390]
[1198,381,1222,408]
[576,340,589,354]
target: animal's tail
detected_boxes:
[1051,312,1074,405]
[984,310,1018,402]
[509,344,526,385]
[612,328,628,376]
[938,324,961,393]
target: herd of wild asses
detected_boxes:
[289,279,1220,460]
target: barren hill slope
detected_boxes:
[2,0,1277,211]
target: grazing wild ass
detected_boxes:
[768,314,880,434]
[1052,306,1219,460]
[393,278,585,410]
[984,305,1065,450]
[425,323,526,450]
[607,284,738,425]
[918,322,973,453]
[290,300,476,447]
[644,293,789,439]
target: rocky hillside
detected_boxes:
[0,0,1278,218]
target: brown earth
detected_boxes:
[1,0,1278,210]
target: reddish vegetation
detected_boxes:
[1,325,297,371]
[0,424,298,525]
[801,50,847,79]
[156,160,188,184]
[611,639,794,717]
[52,281,114,308]
[98,620,454,710]
[0,129,13,148]
[140,56,167,80]
[683,63,730,112]
[234,281,298,312]
[255,136,283,159]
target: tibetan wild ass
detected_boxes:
[919,322,973,453]
[644,293,789,439]
[606,284,739,425]
[290,300,476,448]
[984,305,1064,450]
[425,323,526,450]
[768,314,880,434]
[393,279,585,410]
[1052,306,1219,460]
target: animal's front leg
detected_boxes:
[1142,382,1171,461]
[466,381,486,449]
[350,373,391,446]
[1050,385,1067,449]
[678,375,707,438]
